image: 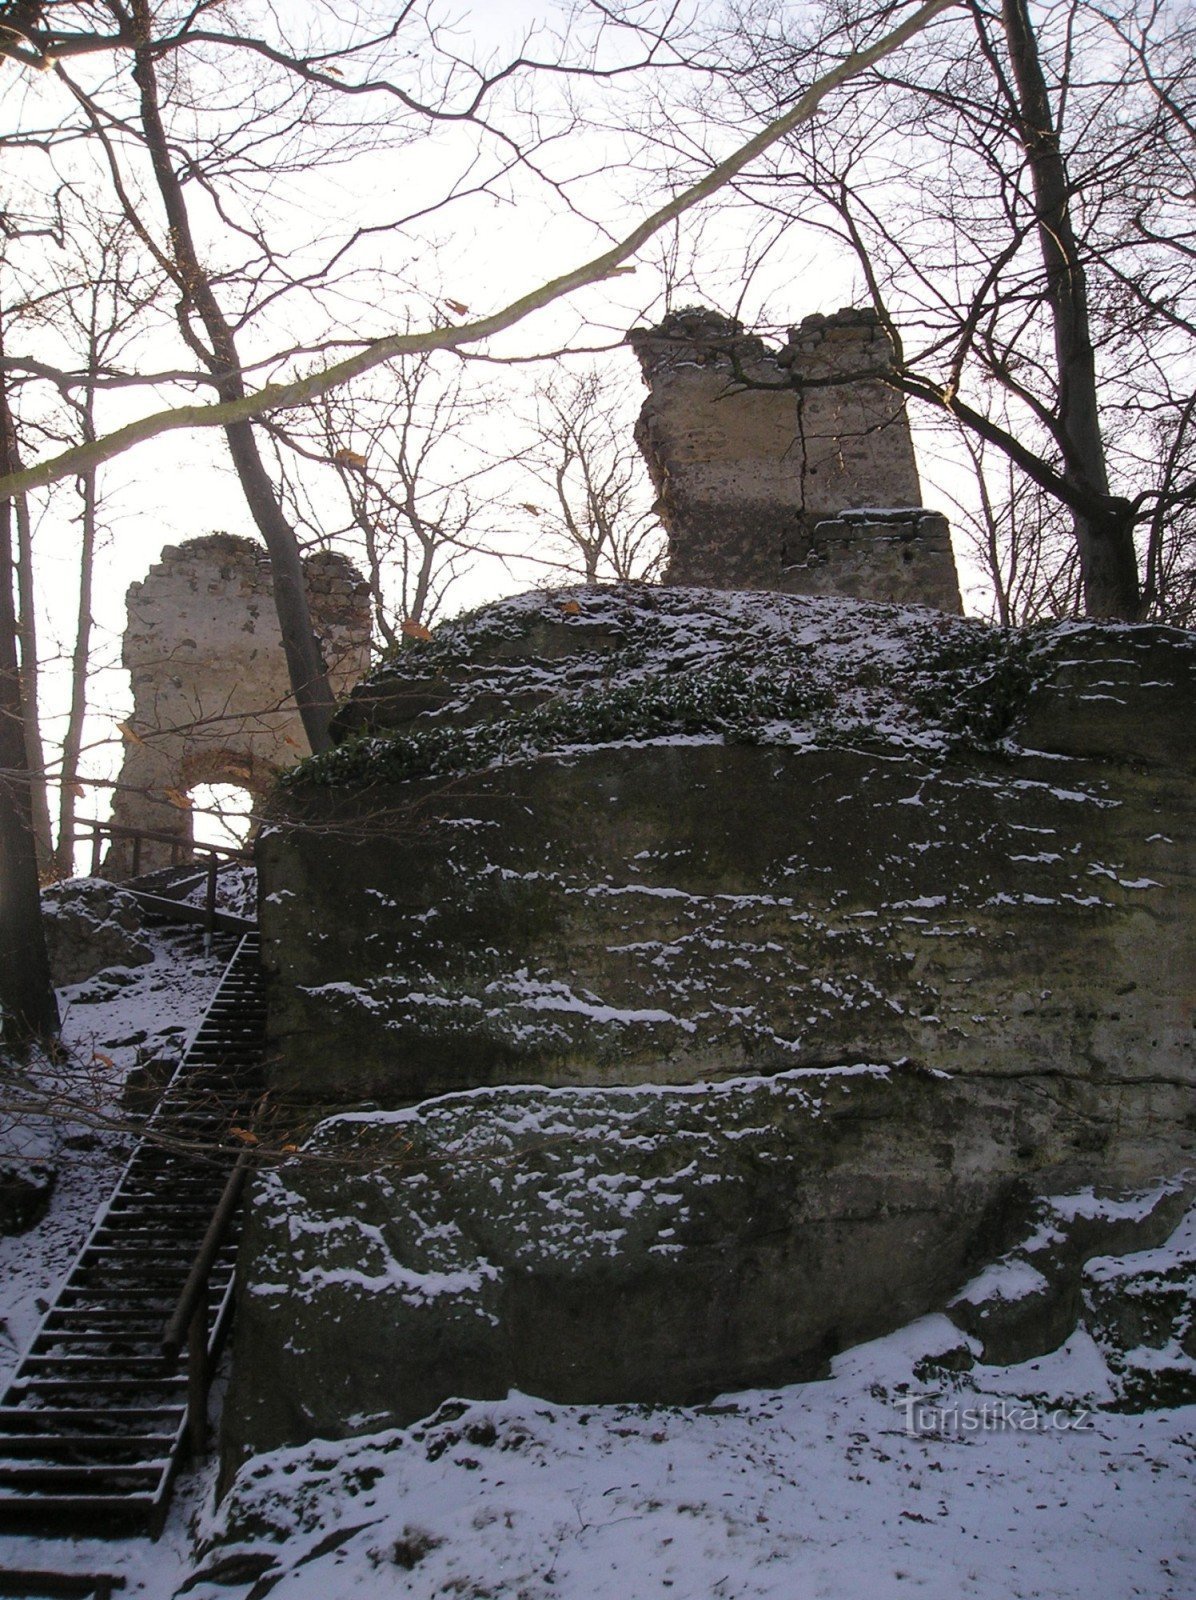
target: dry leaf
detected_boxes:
[443,298,470,316]
[561,599,582,616]
[229,1127,260,1145]
[163,787,194,810]
[91,1051,115,1069]
[280,1143,300,1155]
[402,619,433,641]
[116,720,144,745]
[333,447,368,470]
[520,502,542,517]
[323,64,344,77]
[67,781,86,799]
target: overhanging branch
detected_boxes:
[0,0,955,504]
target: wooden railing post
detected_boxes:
[204,854,218,952]
[186,1284,209,1457]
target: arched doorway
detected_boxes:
[189,782,256,853]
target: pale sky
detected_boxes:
[9,0,993,857]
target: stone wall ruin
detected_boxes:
[628,306,962,611]
[105,534,371,876]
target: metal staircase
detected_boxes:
[0,933,265,1537]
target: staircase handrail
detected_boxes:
[162,1149,253,1454]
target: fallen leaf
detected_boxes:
[91,1051,115,1069]
[229,1127,260,1145]
[402,619,433,641]
[561,599,582,616]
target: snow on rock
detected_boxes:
[191,1285,1196,1600]
[40,877,153,987]
[260,586,1195,1110]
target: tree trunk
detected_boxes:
[130,0,337,750]
[997,0,1141,619]
[0,323,59,1043]
[221,418,338,748]
[14,491,53,871]
[55,461,97,877]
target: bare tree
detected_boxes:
[0,305,58,1043]
[293,354,508,642]
[0,0,953,502]
[945,428,1080,625]
[14,489,52,872]
[520,366,664,584]
[712,0,1196,620]
[0,0,952,1036]
[49,217,160,876]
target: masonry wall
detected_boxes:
[105,534,371,875]
[628,307,962,611]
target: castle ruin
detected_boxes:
[628,307,962,611]
[105,534,372,876]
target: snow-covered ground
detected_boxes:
[0,924,233,1385]
[1,903,1193,1598]
[178,1318,1195,1600]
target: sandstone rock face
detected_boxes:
[1083,1213,1196,1408]
[627,308,962,610]
[261,587,1194,1112]
[234,586,1194,1462]
[947,1183,1193,1367]
[223,1073,1188,1465]
[41,879,153,987]
[106,534,371,875]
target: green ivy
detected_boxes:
[908,626,1037,745]
[286,664,832,791]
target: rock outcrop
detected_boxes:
[40,879,153,987]
[226,586,1194,1463]
[223,1069,1194,1463]
[628,308,962,610]
[259,587,1193,1108]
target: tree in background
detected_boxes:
[289,355,509,643]
[0,0,957,1036]
[714,0,1196,620]
[943,427,1080,625]
[519,366,664,585]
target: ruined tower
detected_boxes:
[628,307,962,611]
[105,534,372,876]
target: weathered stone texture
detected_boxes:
[40,879,153,987]
[628,307,962,610]
[223,1074,1193,1464]
[946,1184,1194,1367]
[233,587,1194,1462]
[259,590,1194,1113]
[106,535,371,875]
[780,509,961,613]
